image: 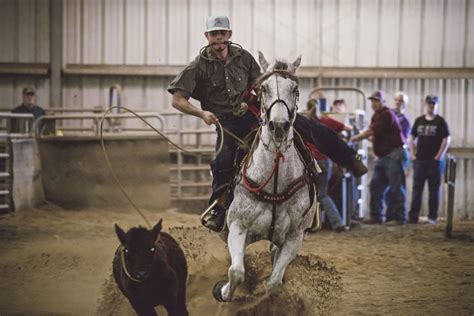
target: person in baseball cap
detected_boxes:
[203,16,233,59]
[168,15,368,232]
[10,86,46,133]
[352,89,408,224]
[408,93,450,224]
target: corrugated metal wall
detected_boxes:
[0,0,50,63]
[0,0,472,65]
[58,0,472,67]
[0,0,473,217]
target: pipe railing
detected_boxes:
[35,112,166,137]
[0,113,35,137]
[308,86,368,113]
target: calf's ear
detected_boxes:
[152,219,163,241]
[115,224,127,245]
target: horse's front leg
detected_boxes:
[219,221,247,302]
[266,231,304,291]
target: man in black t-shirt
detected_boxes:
[409,95,450,224]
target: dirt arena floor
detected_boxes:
[0,203,473,315]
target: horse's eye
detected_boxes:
[150,247,155,252]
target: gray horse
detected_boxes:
[213,52,317,302]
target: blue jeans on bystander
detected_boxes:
[369,147,408,223]
[316,160,344,230]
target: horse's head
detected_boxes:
[256,51,301,148]
[115,219,162,281]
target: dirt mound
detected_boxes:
[95,225,341,315]
[212,253,341,316]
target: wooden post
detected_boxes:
[445,155,457,238]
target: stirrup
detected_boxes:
[200,200,227,233]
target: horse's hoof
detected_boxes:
[212,280,228,302]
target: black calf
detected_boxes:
[113,219,188,316]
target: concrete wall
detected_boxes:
[11,138,45,210]
[37,136,170,209]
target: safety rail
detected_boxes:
[0,112,35,137]
[35,112,166,137]
[159,111,215,202]
[37,108,215,201]
[44,107,108,113]
[308,86,368,112]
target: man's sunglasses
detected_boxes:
[24,92,35,96]
[209,30,228,36]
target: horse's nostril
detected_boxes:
[269,121,275,130]
[284,122,290,131]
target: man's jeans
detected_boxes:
[369,147,408,222]
[409,159,445,222]
[317,160,343,229]
[210,111,258,203]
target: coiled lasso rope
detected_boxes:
[99,105,248,228]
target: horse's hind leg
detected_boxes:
[267,232,304,291]
[219,222,247,302]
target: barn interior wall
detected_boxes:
[0,0,472,217]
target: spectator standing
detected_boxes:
[408,95,450,224]
[392,91,411,143]
[386,91,411,222]
[351,90,408,224]
[10,87,46,133]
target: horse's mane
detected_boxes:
[254,59,299,88]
